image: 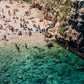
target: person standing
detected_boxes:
[10,0,12,3]
[2,8,4,13]
[13,11,16,16]
[4,35,6,40]
[29,31,32,37]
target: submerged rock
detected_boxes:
[33,46,38,48]
[36,54,44,59]
[58,71,64,76]
[18,75,23,79]
[33,66,37,69]
[33,61,38,65]
[4,73,10,77]
[3,79,9,83]
[76,66,84,71]
[54,59,61,63]
[39,49,45,52]
[34,77,46,83]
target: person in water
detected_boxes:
[25,43,27,49]
[46,73,51,77]
[15,44,20,52]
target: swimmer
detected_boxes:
[26,55,29,59]
[25,43,27,49]
[46,73,51,77]
[17,47,20,52]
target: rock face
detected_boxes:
[46,42,53,48]
[31,0,84,55]
[45,33,53,38]
[31,0,58,21]
[63,1,84,51]
[67,1,84,34]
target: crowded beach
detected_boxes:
[0,0,53,44]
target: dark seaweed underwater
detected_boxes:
[0,40,84,84]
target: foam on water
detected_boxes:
[0,40,84,84]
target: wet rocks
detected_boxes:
[36,54,44,59]
[3,79,9,83]
[33,46,45,52]
[33,61,39,65]
[33,66,37,69]
[76,66,84,71]
[58,71,64,76]
[51,39,56,42]
[45,33,53,38]
[31,2,42,9]
[34,77,46,83]
[44,39,50,43]
[38,62,42,65]
[39,48,45,52]
[4,73,10,77]
[33,46,38,48]
[54,59,61,63]
[18,75,23,79]
[46,42,53,48]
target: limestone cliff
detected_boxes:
[23,0,84,54]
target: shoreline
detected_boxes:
[0,1,84,59]
[54,40,84,59]
[0,0,51,47]
[0,32,45,47]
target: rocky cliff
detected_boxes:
[30,0,84,56]
[63,1,84,52]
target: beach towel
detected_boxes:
[34,30,40,33]
[7,32,12,35]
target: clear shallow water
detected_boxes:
[0,40,84,84]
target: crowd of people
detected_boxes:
[0,1,53,41]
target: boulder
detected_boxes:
[45,33,53,38]
[51,39,56,42]
[46,42,53,48]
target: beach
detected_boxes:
[0,1,84,84]
[0,0,52,47]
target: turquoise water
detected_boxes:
[0,40,84,84]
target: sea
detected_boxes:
[0,39,84,84]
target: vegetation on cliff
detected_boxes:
[24,0,72,34]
